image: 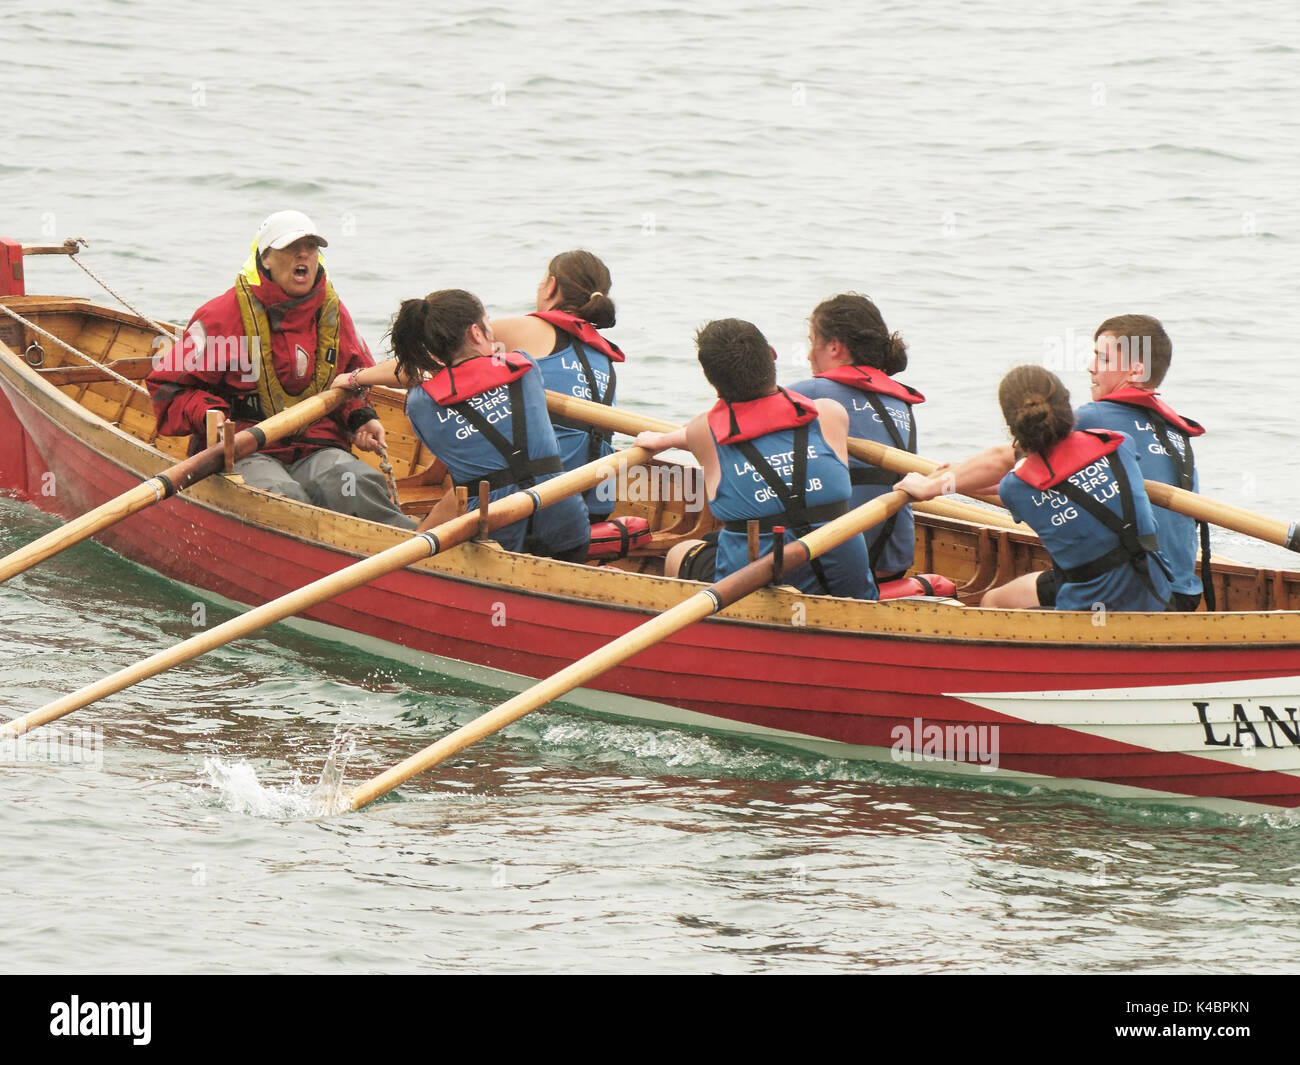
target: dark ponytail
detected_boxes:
[387,289,487,383]
[811,292,908,374]
[548,250,615,330]
[998,365,1074,456]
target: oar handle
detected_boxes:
[345,490,908,811]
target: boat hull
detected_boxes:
[5,297,1300,813]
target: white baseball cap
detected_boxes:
[255,210,329,255]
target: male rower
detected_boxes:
[1072,314,1206,610]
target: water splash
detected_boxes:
[310,727,357,816]
[200,758,322,820]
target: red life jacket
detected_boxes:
[1100,386,1204,437]
[530,310,625,363]
[815,364,925,405]
[708,388,819,445]
[878,573,957,600]
[421,351,533,406]
[1014,430,1125,490]
[587,516,651,560]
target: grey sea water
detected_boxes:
[3,0,1300,974]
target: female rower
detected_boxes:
[897,365,1171,612]
[334,289,590,561]
[489,250,625,520]
[789,293,924,584]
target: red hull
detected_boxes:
[5,342,1300,812]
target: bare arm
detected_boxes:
[897,444,1015,501]
[634,426,688,452]
[490,316,556,358]
[812,398,850,465]
[330,357,414,391]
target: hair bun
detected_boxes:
[578,291,616,330]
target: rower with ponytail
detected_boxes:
[790,293,925,584]
[490,250,626,520]
[333,289,590,561]
[898,365,1172,613]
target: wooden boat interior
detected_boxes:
[5,295,1300,612]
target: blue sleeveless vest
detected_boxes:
[791,372,920,579]
[530,311,624,521]
[406,352,589,556]
[1001,431,1171,612]
[708,393,875,600]
[1075,393,1202,599]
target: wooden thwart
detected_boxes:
[35,356,156,384]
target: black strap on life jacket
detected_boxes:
[549,335,617,464]
[449,378,562,491]
[1145,410,1215,611]
[1050,454,1171,607]
[732,425,835,595]
[723,500,849,534]
[856,392,914,574]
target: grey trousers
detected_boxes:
[235,449,417,530]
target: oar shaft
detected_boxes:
[1144,482,1298,551]
[348,592,719,810]
[4,446,652,738]
[347,490,908,810]
[912,496,1021,531]
[0,480,165,583]
[5,536,437,737]
[0,390,349,585]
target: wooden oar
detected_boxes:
[1143,482,1300,553]
[343,489,910,811]
[0,390,350,585]
[0,446,652,740]
[544,390,1018,526]
[545,391,1300,551]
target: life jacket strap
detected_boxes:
[449,378,541,487]
[722,499,849,534]
[732,427,834,594]
[850,467,901,487]
[453,455,563,493]
[1145,409,1214,609]
[1058,532,1162,584]
[851,393,914,570]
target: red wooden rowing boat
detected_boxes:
[5,288,1300,813]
